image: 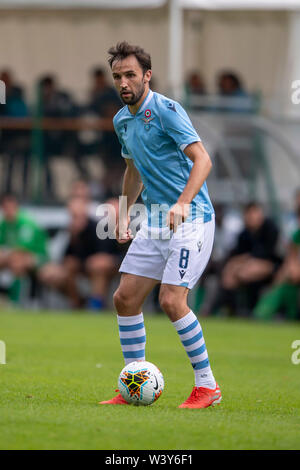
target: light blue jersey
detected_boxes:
[113,89,214,227]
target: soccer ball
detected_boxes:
[118,361,164,406]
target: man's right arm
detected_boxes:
[117,158,143,244]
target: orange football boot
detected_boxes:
[98,389,130,405]
[179,384,222,409]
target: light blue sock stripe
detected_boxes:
[119,322,145,332]
[177,319,199,335]
[187,343,207,358]
[181,331,203,347]
[123,349,145,359]
[120,335,146,345]
[192,358,210,370]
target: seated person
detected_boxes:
[254,208,300,321]
[0,192,49,303]
[213,202,280,315]
[0,70,30,198]
[38,75,82,199]
[39,196,123,310]
[217,71,255,113]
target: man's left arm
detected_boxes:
[166,141,212,232]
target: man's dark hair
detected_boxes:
[107,41,151,74]
[244,201,262,212]
[92,67,106,78]
[219,71,242,90]
[39,75,55,88]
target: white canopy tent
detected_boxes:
[181,0,300,9]
[1,0,299,9]
[0,0,299,108]
[0,0,166,8]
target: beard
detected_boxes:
[120,81,145,105]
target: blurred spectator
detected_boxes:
[69,178,104,219]
[217,71,254,113]
[0,192,49,303]
[81,67,123,197]
[0,69,28,117]
[284,187,300,239]
[196,204,243,315]
[254,208,300,321]
[38,74,83,200]
[39,196,122,310]
[211,202,280,316]
[88,67,121,118]
[186,71,206,95]
[0,70,30,198]
[185,71,208,111]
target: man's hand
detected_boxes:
[115,216,133,244]
[166,202,190,232]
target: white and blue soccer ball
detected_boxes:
[118,361,164,406]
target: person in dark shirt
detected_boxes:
[83,67,124,197]
[217,71,255,113]
[0,70,30,198]
[38,75,83,200]
[39,196,122,309]
[254,208,300,321]
[212,202,280,315]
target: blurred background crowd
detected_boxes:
[1,1,300,320]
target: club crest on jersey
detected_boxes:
[142,109,154,130]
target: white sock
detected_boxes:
[117,313,146,365]
[172,310,216,389]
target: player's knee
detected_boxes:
[113,287,135,312]
[159,291,181,314]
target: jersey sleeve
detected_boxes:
[159,100,201,152]
[113,117,132,159]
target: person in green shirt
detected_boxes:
[0,192,49,302]
[254,208,300,320]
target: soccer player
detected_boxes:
[99,42,221,408]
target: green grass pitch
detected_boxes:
[0,309,300,450]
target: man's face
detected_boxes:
[68,198,88,233]
[111,55,151,106]
[244,206,264,231]
[2,198,18,222]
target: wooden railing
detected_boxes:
[0,117,114,131]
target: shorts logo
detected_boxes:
[179,269,186,279]
[197,241,202,252]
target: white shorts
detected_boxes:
[119,216,215,289]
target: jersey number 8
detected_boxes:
[179,248,190,269]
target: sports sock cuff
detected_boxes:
[172,310,197,331]
[117,312,144,325]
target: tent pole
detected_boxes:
[168,0,183,101]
